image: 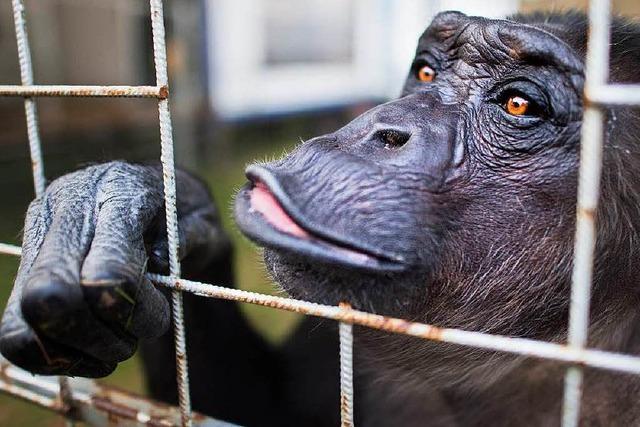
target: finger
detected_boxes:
[148,203,229,274]
[20,197,136,363]
[0,231,114,377]
[80,191,170,339]
[0,313,115,377]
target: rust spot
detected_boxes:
[158,85,169,99]
[578,207,596,221]
[380,316,411,334]
[583,94,594,109]
[422,324,444,341]
[0,362,9,384]
[340,395,353,427]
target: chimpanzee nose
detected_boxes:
[326,93,461,175]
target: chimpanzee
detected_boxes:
[2,10,640,427]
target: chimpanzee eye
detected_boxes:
[498,90,546,118]
[505,95,530,116]
[416,64,436,82]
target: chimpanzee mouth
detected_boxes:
[234,167,405,273]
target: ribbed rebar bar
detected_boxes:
[339,303,354,427]
[11,0,45,197]
[0,85,168,98]
[149,1,192,425]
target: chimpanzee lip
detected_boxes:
[233,167,406,273]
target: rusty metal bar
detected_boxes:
[562,0,611,426]
[145,274,640,376]
[149,0,193,425]
[3,243,640,377]
[11,0,45,197]
[0,361,62,411]
[339,303,354,427]
[0,358,235,426]
[0,85,168,98]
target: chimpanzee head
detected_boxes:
[235,12,640,389]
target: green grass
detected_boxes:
[200,137,303,344]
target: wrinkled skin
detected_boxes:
[2,11,640,427]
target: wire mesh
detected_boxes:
[0,0,639,426]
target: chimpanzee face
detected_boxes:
[235,11,585,339]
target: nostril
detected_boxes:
[376,129,411,149]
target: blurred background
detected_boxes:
[0,0,638,425]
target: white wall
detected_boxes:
[205,0,520,119]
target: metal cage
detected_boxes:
[1,0,640,426]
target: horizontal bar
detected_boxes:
[0,243,21,256]
[0,358,234,426]
[147,274,640,376]
[2,244,640,376]
[0,85,168,99]
[0,366,62,411]
[587,84,640,106]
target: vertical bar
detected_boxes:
[11,2,73,424]
[339,303,354,427]
[561,1,610,426]
[11,0,45,196]
[149,1,192,426]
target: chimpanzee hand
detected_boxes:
[0,162,226,377]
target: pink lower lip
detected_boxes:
[249,182,310,239]
[248,183,372,264]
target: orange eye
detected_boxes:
[417,65,436,82]
[505,95,530,116]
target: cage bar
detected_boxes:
[588,84,640,105]
[148,0,193,425]
[11,0,45,197]
[146,273,640,375]
[0,85,168,98]
[10,0,75,421]
[0,243,22,256]
[561,0,611,426]
[0,357,233,426]
[339,304,354,427]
